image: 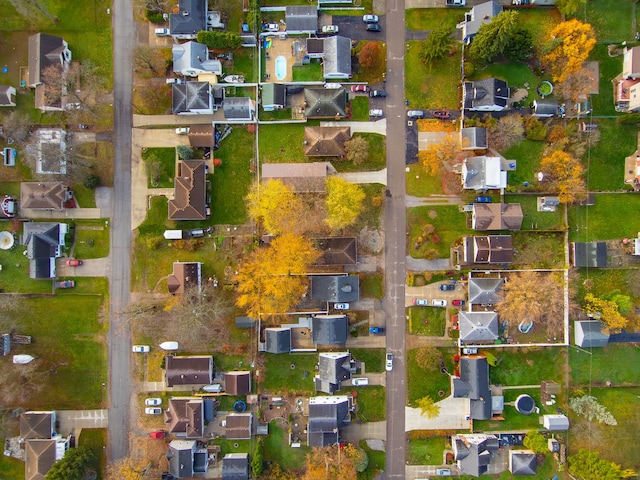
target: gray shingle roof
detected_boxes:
[453,357,492,420]
[265,328,291,353]
[459,311,499,343]
[304,88,347,118]
[285,6,318,32]
[510,450,537,475]
[167,439,196,478]
[312,315,348,345]
[323,36,352,78]
[222,453,249,480]
[464,78,509,110]
[468,277,504,304]
[574,320,610,347]
[315,352,351,393]
[169,0,207,36]
[307,396,350,447]
[310,275,359,302]
[172,82,211,114]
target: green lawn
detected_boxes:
[263,353,317,395]
[0,454,23,480]
[408,206,474,258]
[407,437,446,465]
[73,220,110,259]
[78,429,107,480]
[407,306,446,336]
[0,246,58,293]
[354,386,386,422]
[582,0,635,43]
[212,438,252,456]
[350,348,386,373]
[259,124,306,163]
[489,347,564,386]
[14,296,107,409]
[292,61,323,81]
[361,273,384,299]
[505,195,565,231]
[405,41,460,110]
[474,388,556,432]
[142,147,175,188]
[589,44,623,116]
[263,421,309,469]
[572,268,639,305]
[407,347,455,405]
[586,120,637,191]
[334,133,387,173]
[516,8,561,48]
[406,162,444,196]
[405,8,462,31]
[570,344,640,386]
[210,126,254,224]
[351,96,370,122]
[359,439,385,474]
[568,193,640,242]
[502,140,545,188]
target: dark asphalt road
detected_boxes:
[384,0,408,477]
[107,0,134,465]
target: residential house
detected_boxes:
[172,82,212,114]
[452,356,492,420]
[463,78,509,112]
[168,261,203,295]
[532,99,558,117]
[571,242,607,268]
[261,83,286,111]
[310,275,360,303]
[261,162,337,193]
[225,413,254,439]
[164,397,209,438]
[315,352,353,394]
[462,235,513,265]
[35,129,67,175]
[165,355,213,387]
[223,97,254,121]
[304,126,351,157]
[468,277,504,305]
[27,33,72,111]
[20,182,71,210]
[452,433,500,477]
[168,160,208,221]
[614,46,640,112]
[509,450,537,475]
[459,1,503,44]
[225,371,251,395]
[0,85,16,107]
[312,237,357,266]
[222,453,249,480]
[461,155,512,190]
[312,315,349,345]
[166,439,209,478]
[542,414,570,431]
[285,6,318,34]
[20,412,54,440]
[306,38,325,59]
[307,396,352,447]
[172,41,222,77]
[471,203,523,230]
[187,124,215,148]
[461,127,487,151]
[323,36,352,79]
[304,87,347,119]
[459,311,499,344]
[264,327,292,354]
[574,320,610,348]
[25,440,58,480]
[169,0,207,40]
[22,222,68,279]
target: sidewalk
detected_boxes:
[339,169,387,185]
[321,119,387,135]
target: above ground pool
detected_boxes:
[275,55,286,81]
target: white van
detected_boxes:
[352,378,369,386]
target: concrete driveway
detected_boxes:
[405,281,466,307]
[341,421,387,442]
[56,409,109,436]
[330,15,387,42]
[405,395,471,430]
[57,257,111,277]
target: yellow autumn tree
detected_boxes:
[302,446,358,480]
[542,19,596,83]
[417,396,441,419]
[420,135,461,176]
[325,176,366,230]
[104,458,146,480]
[246,179,305,235]
[583,293,629,333]
[539,150,586,203]
[235,233,319,317]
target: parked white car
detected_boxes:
[132,345,150,353]
[369,109,384,117]
[432,299,447,307]
[145,398,162,406]
[334,303,350,310]
[385,352,393,371]
[145,407,162,415]
[175,127,190,135]
[352,378,369,386]
[322,25,339,34]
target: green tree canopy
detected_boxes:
[523,430,548,454]
[420,25,455,66]
[468,10,519,63]
[569,448,636,480]
[45,447,93,480]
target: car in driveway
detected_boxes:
[154,28,170,36]
[145,398,162,406]
[433,110,451,119]
[436,468,452,476]
[385,352,393,371]
[145,407,162,415]
[334,303,350,310]
[55,280,75,289]
[366,23,382,32]
[462,347,478,355]
[370,89,386,98]
[407,110,425,118]
[432,299,448,307]
[475,196,492,203]
[413,298,429,306]
[263,23,279,32]
[65,259,83,266]
[351,84,370,93]
[439,284,455,291]
[369,109,383,117]
[149,430,167,439]
[352,377,369,386]
[452,299,465,306]
[176,127,190,135]
[369,326,385,334]
[362,14,379,23]
[132,345,150,353]
[321,25,339,34]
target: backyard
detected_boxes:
[511,231,565,269]
[585,120,637,191]
[505,195,565,231]
[568,193,640,242]
[263,421,309,470]
[570,344,640,386]
[408,206,474,259]
[263,353,317,395]
[488,347,564,386]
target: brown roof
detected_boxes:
[313,237,357,265]
[225,371,251,395]
[21,182,68,210]
[188,125,214,148]
[168,160,208,220]
[472,203,523,231]
[304,126,350,156]
[164,397,204,438]
[25,439,56,480]
[225,413,253,439]
[168,262,202,295]
[165,355,213,387]
[20,412,53,440]
[470,235,513,264]
[261,162,336,192]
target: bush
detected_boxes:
[524,117,547,141]
[83,174,100,190]
[146,10,164,23]
[196,31,242,49]
[176,145,194,160]
[464,62,475,77]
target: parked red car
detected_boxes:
[433,110,450,119]
[149,430,166,439]
[452,299,465,306]
[66,259,83,266]
[351,85,370,93]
